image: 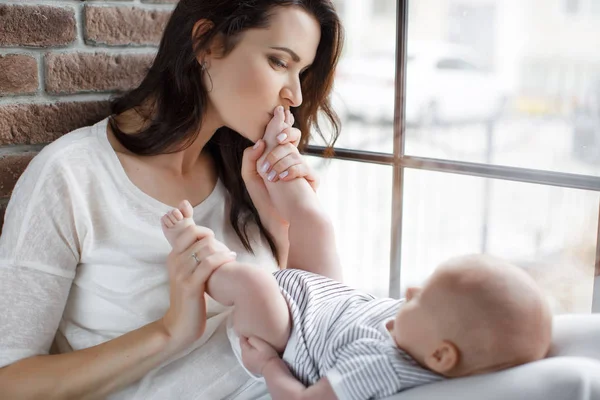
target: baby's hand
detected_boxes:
[240,335,280,376]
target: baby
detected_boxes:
[160,107,552,400]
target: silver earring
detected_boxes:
[201,61,213,92]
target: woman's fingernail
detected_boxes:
[267,170,277,181]
[279,171,289,179]
[276,133,287,143]
[253,140,260,149]
[260,161,270,173]
[230,251,237,258]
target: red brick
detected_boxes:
[0,101,110,146]
[45,52,155,95]
[0,54,38,95]
[0,5,76,47]
[84,6,171,46]
[0,152,37,198]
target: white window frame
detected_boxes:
[306,0,600,312]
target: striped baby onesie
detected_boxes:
[273,269,443,400]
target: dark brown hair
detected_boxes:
[109,0,343,261]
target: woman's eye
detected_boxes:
[269,56,287,69]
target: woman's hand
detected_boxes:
[241,107,320,244]
[240,335,280,376]
[161,225,236,353]
[258,108,319,189]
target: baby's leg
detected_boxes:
[206,262,291,353]
[161,201,291,353]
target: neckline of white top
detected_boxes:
[93,117,225,216]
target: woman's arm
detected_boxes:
[0,320,172,400]
[0,223,230,400]
[242,108,341,278]
[242,137,291,269]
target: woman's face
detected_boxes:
[205,6,321,142]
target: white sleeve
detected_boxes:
[0,152,81,368]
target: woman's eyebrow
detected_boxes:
[269,46,301,62]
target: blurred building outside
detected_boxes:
[311,0,600,314]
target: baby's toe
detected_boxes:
[171,208,184,222]
[178,200,194,219]
[161,214,174,229]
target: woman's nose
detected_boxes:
[282,80,303,108]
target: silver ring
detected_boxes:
[191,252,200,264]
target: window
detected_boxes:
[373,0,395,17]
[563,0,581,14]
[436,58,478,71]
[321,0,599,314]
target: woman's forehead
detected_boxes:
[242,7,320,64]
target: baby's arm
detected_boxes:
[241,335,338,400]
[258,106,342,281]
[262,358,338,400]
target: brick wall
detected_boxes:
[0,0,176,232]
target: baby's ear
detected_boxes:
[424,341,459,376]
[385,319,394,332]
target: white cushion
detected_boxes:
[385,314,600,400]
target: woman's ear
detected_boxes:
[424,340,459,376]
[192,19,216,65]
[192,19,214,43]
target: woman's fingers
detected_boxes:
[273,126,300,147]
[169,227,233,282]
[259,138,319,190]
[274,164,316,187]
[265,153,303,183]
[180,234,230,266]
[189,251,237,288]
[262,143,296,174]
[170,225,215,254]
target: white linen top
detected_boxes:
[0,118,279,399]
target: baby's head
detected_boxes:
[386,254,552,377]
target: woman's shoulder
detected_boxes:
[12,118,111,198]
[38,118,107,162]
[26,118,109,175]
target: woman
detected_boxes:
[0,1,343,399]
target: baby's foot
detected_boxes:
[161,200,195,248]
[258,106,290,178]
[263,106,288,150]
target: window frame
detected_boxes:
[305,0,600,312]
